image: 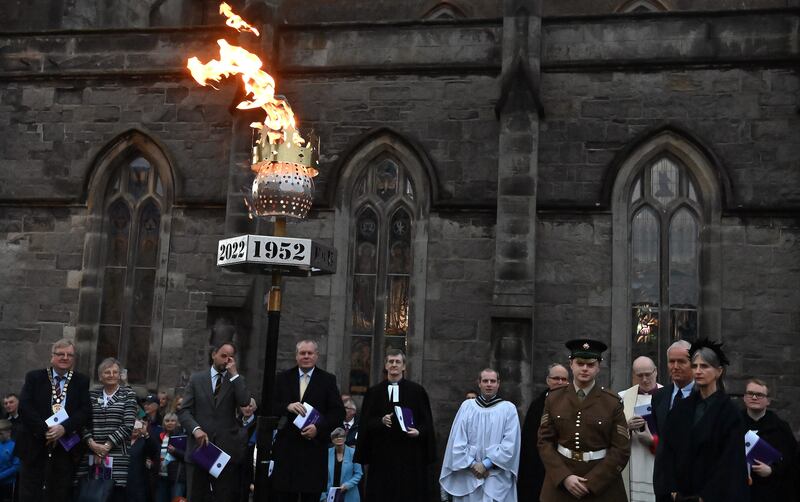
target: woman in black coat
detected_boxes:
[657,339,748,502]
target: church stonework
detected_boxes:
[1,0,799,451]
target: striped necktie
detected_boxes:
[214,373,223,401]
[54,375,65,400]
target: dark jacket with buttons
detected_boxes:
[537,384,631,502]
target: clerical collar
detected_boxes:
[574,380,595,396]
[638,386,658,395]
[476,394,503,408]
[746,409,767,422]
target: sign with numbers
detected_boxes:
[217,235,336,275]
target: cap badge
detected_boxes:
[582,343,590,350]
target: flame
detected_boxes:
[219,2,259,36]
[187,3,302,145]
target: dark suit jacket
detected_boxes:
[344,417,359,447]
[518,389,549,502]
[178,369,251,464]
[15,368,91,463]
[651,383,675,442]
[270,366,344,494]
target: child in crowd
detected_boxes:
[0,420,19,502]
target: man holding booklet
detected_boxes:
[16,338,91,501]
[179,341,251,502]
[618,356,661,502]
[271,339,345,502]
[741,378,798,501]
[355,348,436,501]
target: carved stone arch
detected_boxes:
[421,1,468,20]
[77,129,175,391]
[84,128,177,207]
[327,130,432,389]
[609,129,722,390]
[601,124,733,210]
[328,128,438,212]
[615,0,668,13]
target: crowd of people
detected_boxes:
[1,336,799,502]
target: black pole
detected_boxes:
[253,218,286,502]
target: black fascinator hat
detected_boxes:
[689,338,730,367]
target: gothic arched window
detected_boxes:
[610,131,722,388]
[629,156,701,363]
[78,131,173,387]
[96,156,165,384]
[348,158,417,394]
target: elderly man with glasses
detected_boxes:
[16,338,91,501]
[741,378,798,502]
[618,356,662,502]
[342,398,359,447]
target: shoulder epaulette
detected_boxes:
[600,387,622,399]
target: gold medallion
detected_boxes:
[52,403,62,413]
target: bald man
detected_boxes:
[618,356,662,502]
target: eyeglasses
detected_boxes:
[52,352,75,359]
[635,369,656,379]
[547,376,569,382]
[745,391,767,399]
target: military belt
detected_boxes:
[557,445,607,462]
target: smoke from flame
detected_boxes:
[187,3,302,145]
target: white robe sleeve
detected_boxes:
[439,401,482,497]
[484,402,521,477]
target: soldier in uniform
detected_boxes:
[537,339,630,502]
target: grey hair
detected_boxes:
[295,339,319,353]
[97,357,121,377]
[52,338,75,353]
[667,340,692,353]
[546,363,567,378]
[330,427,347,439]
[162,412,178,425]
[692,347,722,368]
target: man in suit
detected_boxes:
[16,338,91,501]
[178,341,251,502]
[651,340,693,502]
[271,339,345,502]
[342,398,359,447]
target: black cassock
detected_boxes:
[742,409,798,502]
[517,389,548,502]
[354,379,436,502]
[656,390,748,502]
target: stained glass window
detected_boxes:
[348,159,416,394]
[96,155,164,385]
[630,156,700,365]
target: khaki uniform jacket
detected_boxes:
[537,384,631,502]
